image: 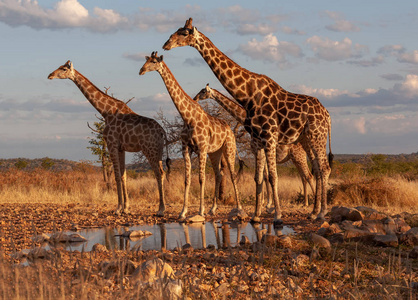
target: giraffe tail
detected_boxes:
[163,131,171,182]
[328,120,334,169]
[236,151,247,183]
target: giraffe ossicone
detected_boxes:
[139,51,245,221]
[48,60,171,217]
[164,18,333,224]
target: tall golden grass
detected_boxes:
[0,165,417,213]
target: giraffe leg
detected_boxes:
[208,151,223,215]
[179,146,192,221]
[252,148,266,223]
[149,158,166,217]
[224,139,243,212]
[118,151,130,214]
[109,149,123,215]
[301,140,320,219]
[315,147,331,221]
[265,146,283,226]
[289,144,315,207]
[263,165,274,214]
[197,150,208,216]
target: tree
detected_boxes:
[87,119,113,190]
[41,157,55,170]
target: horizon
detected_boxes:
[1,1,417,161]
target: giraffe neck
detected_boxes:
[71,70,134,118]
[194,31,270,107]
[157,62,205,125]
[210,89,246,124]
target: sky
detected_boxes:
[0,0,417,162]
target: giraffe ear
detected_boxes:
[67,61,73,69]
[145,56,150,61]
[205,83,210,91]
[158,55,164,62]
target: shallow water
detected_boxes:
[46,221,294,252]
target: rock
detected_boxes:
[360,220,386,234]
[320,221,330,228]
[50,232,87,243]
[409,246,418,259]
[343,228,373,239]
[293,254,309,266]
[92,243,107,252]
[206,244,216,251]
[227,208,248,221]
[215,282,229,295]
[261,234,279,247]
[330,206,363,223]
[373,234,398,247]
[399,227,418,246]
[310,233,331,251]
[355,206,387,220]
[393,217,411,233]
[381,217,397,235]
[99,259,136,279]
[328,223,343,234]
[182,243,194,254]
[32,233,50,243]
[132,258,174,284]
[185,215,205,223]
[317,227,328,236]
[121,230,152,238]
[240,235,251,245]
[277,235,292,248]
[394,212,418,227]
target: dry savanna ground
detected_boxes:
[0,161,417,299]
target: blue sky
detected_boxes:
[1,0,417,161]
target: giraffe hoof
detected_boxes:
[273,219,284,228]
[208,209,216,216]
[250,216,261,223]
[178,215,186,222]
[156,211,165,217]
[266,207,275,214]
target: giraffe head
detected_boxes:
[139,51,164,75]
[193,83,213,102]
[163,18,198,50]
[48,60,75,80]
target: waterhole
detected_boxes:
[44,221,294,252]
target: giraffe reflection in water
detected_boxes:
[96,222,293,252]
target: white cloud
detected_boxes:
[306,36,368,61]
[52,0,89,26]
[0,0,127,32]
[398,50,418,64]
[281,26,305,36]
[394,74,418,98]
[236,23,276,35]
[377,44,405,56]
[239,33,302,63]
[324,10,360,32]
[289,84,350,99]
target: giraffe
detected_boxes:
[163,18,333,223]
[193,84,316,215]
[48,60,171,216]
[139,52,243,220]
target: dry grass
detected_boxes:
[1,167,417,215]
[330,175,418,214]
